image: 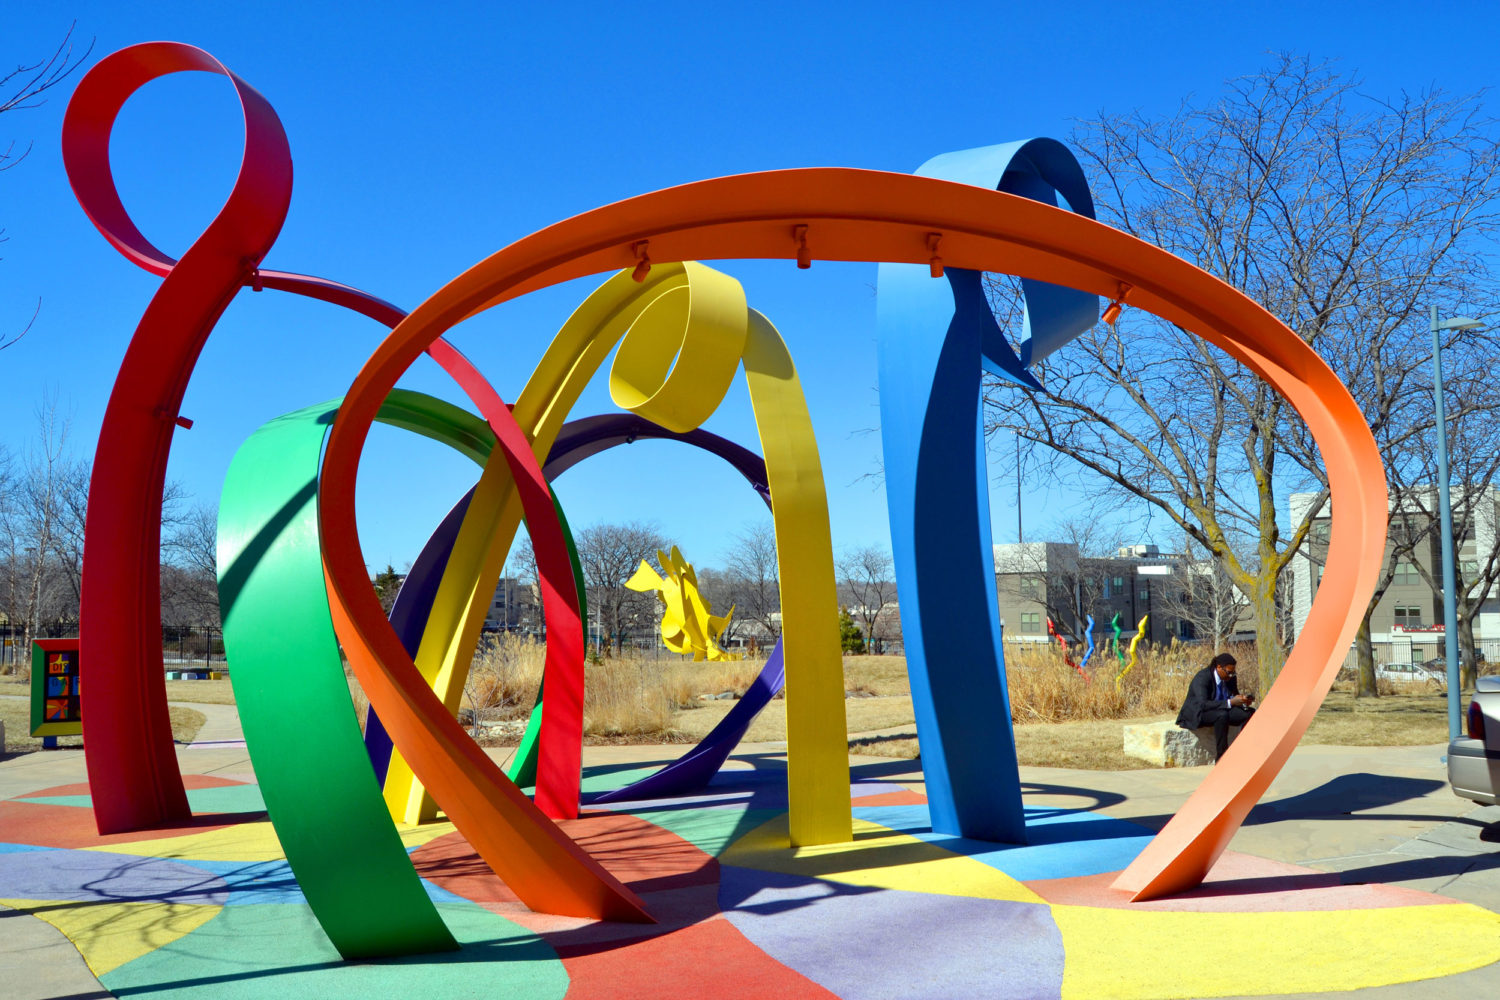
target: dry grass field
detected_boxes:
[0,698,205,753]
[0,641,1463,766]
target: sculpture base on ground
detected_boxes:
[1123,721,1241,767]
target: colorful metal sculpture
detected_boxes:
[357,413,793,814]
[68,41,1388,939]
[355,261,850,849]
[543,415,793,805]
[628,547,739,661]
[1080,613,1097,670]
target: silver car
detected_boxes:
[1448,676,1500,805]
[1378,661,1446,687]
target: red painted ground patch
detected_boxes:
[851,789,927,807]
[544,915,839,1000]
[413,810,717,906]
[16,774,247,799]
[414,807,835,998]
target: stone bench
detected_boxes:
[1122,720,1242,767]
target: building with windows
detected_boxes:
[1287,488,1500,662]
[992,542,1238,646]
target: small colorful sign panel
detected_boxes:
[31,639,82,738]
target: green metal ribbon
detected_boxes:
[217,389,498,958]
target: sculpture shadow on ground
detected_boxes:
[1242,773,1446,824]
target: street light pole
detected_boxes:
[1431,306,1483,740]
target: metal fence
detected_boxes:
[0,623,77,669]
[1338,636,1500,671]
[161,625,226,667]
[0,624,224,671]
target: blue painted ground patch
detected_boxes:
[853,803,1154,880]
[0,841,51,854]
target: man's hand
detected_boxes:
[1232,694,1254,707]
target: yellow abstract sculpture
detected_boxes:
[628,546,740,662]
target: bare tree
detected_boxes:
[1290,323,1500,698]
[0,395,209,675]
[837,545,897,653]
[1388,381,1500,692]
[994,518,1127,639]
[502,533,543,633]
[2,25,93,351]
[693,566,746,647]
[158,503,221,627]
[985,55,1500,681]
[575,521,669,654]
[0,399,89,670]
[724,521,781,643]
[1155,533,1251,650]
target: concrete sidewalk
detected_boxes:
[3,735,1497,998]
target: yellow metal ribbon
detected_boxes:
[382,263,851,846]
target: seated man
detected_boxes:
[1176,652,1255,761]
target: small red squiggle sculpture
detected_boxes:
[1047,616,1089,682]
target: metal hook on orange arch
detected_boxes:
[793,225,811,269]
[926,232,944,278]
[630,241,652,282]
[1102,281,1133,327]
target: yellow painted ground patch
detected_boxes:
[396,819,458,850]
[2,897,221,976]
[1054,902,1500,998]
[82,818,457,862]
[721,815,1042,903]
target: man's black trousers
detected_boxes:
[1198,705,1254,760]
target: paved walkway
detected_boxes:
[4,719,1499,998]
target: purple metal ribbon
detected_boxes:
[366,412,786,803]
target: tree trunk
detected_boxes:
[1354,615,1378,698]
[21,548,47,680]
[1249,577,1286,683]
[1459,615,1479,691]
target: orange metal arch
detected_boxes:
[319,168,1385,902]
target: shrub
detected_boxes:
[1004,640,1257,723]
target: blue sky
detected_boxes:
[4,1,1498,573]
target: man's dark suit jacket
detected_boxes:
[1176,665,1238,729]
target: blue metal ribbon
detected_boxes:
[876,138,1097,843]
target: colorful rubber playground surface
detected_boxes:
[3,741,1499,1000]
[9,46,1497,997]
